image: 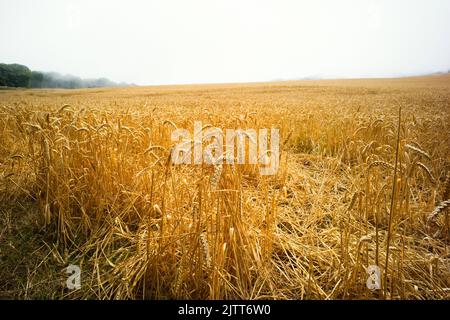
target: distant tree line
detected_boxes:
[0,63,133,88]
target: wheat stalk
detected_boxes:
[162,119,177,129]
[405,144,431,161]
[442,172,450,200]
[428,200,450,222]
[199,231,211,269]
[210,163,223,191]
[368,161,394,171]
[415,162,436,185]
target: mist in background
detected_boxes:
[0,63,133,88]
[28,71,132,88]
[1,0,450,85]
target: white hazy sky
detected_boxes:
[1,0,450,85]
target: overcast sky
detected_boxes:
[1,0,450,85]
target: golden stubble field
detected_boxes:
[0,75,449,299]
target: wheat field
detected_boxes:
[0,75,449,299]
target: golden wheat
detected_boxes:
[0,75,449,300]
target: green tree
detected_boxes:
[0,63,31,87]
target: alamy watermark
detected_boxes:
[65,264,81,290]
[366,265,381,290]
[170,121,280,175]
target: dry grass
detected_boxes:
[0,75,449,299]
